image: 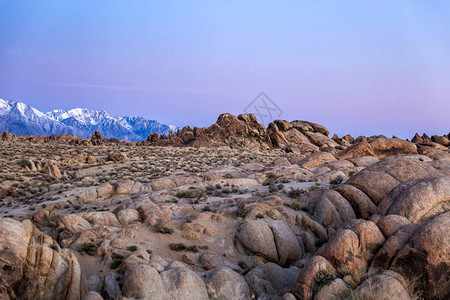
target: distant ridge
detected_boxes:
[0,98,176,141]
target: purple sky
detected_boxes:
[1,1,449,138]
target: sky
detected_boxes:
[0,0,449,138]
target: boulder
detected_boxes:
[376,215,411,237]
[347,170,400,204]
[245,263,300,299]
[83,212,120,227]
[411,133,423,144]
[56,214,92,240]
[0,218,84,299]
[313,190,356,230]
[313,278,351,300]
[268,122,289,147]
[316,220,385,277]
[237,220,278,262]
[160,267,209,300]
[274,120,293,132]
[352,271,412,300]
[334,184,377,219]
[383,176,450,223]
[291,255,337,299]
[1,131,13,141]
[42,160,62,179]
[116,209,141,226]
[90,131,103,146]
[268,220,303,266]
[431,135,450,146]
[122,264,165,299]
[297,152,337,169]
[206,267,253,300]
[338,138,417,159]
[390,212,450,299]
[106,152,127,162]
[303,131,339,148]
[347,156,379,167]
[370,138,418,157]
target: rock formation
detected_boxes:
[0,113,449,299]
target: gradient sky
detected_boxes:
[1,1,449,138]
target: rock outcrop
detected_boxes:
[0,218,84,299]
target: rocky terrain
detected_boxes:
[0,114,449,300]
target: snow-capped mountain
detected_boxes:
[0,99,176,141]
[0,99,76,136]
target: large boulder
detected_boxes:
[206,267,253,300]
[338,138,418,159]
[334,184,377,219]
[267,122,289,148]
[352,271,412,300]
[390,212,450,299]
[292,220,386,299]
[312,190,356,230]
[90,131,103,146]
[160,267,209,300]
[431,135,450,146]
[268,220,303,266]
[122,265,165,299]
[316,220,385,277]
[381,176,450,223]
[0,218,84,299]
[290,120,330,136]
[348,170,399,205]
[291,255,337,300]
[237,220,278,262]
[1,131,13,141]
[303,131,339,148]
[42,160,63,179]
[297,152,337,169]
[245,263,300,299]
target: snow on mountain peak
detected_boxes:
[0,99,10,114]
[1,98,176,141]
[47,108,112,125]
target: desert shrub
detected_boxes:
[127,245,138,252]
[158,227,174,234]
[169,243,198,252]
[222,187,232,194]
[110,252,124,269]
[212,190,223,197]
[291,202,302,211]
[79,242,98,256]
[269,183,279,193]
[330,175,345,185]
[314,269,336,290]
[176,189,203,198]
[287,187,304,198]
[202,206,217,213]
[205,185,215,195]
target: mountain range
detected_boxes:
[0,99,176,141]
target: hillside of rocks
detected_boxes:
[0,114,449,300]
[3,113,449,155]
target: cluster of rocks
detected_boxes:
[2,114,448,158]
[0,114,449,300]
[141,113,339,152]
